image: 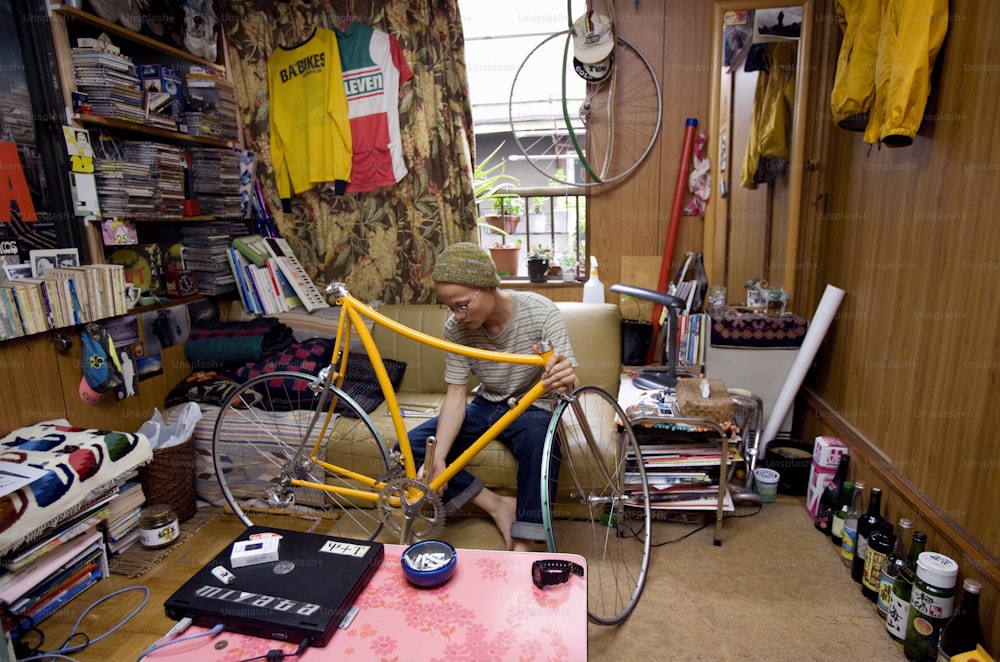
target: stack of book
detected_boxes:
[227,235,331,314]
[0,264,126,339]
[0,487,119,641]
[103,481,146,555]
[71,37,144,124]
[122,141,186,217]
[185,67,240,141]
[181,222,236,295]
[187,147,244,217]
[93,154,155,218]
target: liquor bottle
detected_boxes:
[851,486,884,584]
[840,481,865,567]
[878,517,913,618]
[886,531,927,642]
[863,520,894,601]
[936,579,985,661]
[814,454,850,536]
[830,479,854,546]
[904,552,958,661]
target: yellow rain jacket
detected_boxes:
[741,42,797,189]
[831,0,949,146]
[830,0,883,131]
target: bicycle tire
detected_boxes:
[540,385,651,625]
[211,370,391,540]
[508,32,662,188]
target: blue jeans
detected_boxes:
[403,396,560,542]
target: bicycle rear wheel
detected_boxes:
[211,371,391,540]
[541,385,651,625]
[509,32,662,187]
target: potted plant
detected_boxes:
[473,144,522,236]
[558,252,579,281]
[527,244,552,283]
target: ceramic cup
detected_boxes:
[124,283,140,310]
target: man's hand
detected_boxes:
[541,351,578,391]
[417,458,448,495]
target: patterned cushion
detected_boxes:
[231,340,406,417]
[709,312,809,348]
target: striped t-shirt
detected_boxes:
[443,290,576,403]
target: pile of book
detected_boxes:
[185,67,240,141]
[0,480,127,641]
[181,222,236,295]
[93,153,155,218]
[103,481,146,555]
[122,141,186,217]
[71,37,144,124]
[228,235,329,314]
[0,264,126,339]
[188,147,244,217]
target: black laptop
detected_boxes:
[164,526,384,645]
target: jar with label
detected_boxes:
[904,551,959,661]
[139,504,179,549]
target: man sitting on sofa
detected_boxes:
[406,242,578,552]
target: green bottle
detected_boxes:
[886,531,927,642]
[830,480,854,545]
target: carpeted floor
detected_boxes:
[429,494,907,661]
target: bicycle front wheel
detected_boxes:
[211,371,391,540]
[541,386,651,625]
[509,32,662,187]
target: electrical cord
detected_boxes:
[12,585,149,660]
[136,621,225,661]
[236,636,312,662]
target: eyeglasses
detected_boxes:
[443,288,480,314]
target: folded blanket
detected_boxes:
[185,317,294,367]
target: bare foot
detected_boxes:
[471,488,517,550]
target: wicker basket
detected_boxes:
[676,377,735,424]
[139,436,197,522]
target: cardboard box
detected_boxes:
[813,435,848,469]
[805,437,849,521]
[140,64,184,118]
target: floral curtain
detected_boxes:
[218,0,475,303]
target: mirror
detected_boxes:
[703,0,813,304]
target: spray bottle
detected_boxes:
[582,256,605,303]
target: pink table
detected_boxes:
[148,545,588,661]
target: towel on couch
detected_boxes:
[185,317,294,367]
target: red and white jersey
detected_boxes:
[336,21,413,193]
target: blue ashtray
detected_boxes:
[401,540,457,588]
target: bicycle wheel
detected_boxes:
[541,385,651,625]
[509,32,661,187]
[212,370,391,540]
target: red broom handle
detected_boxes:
[648,118,698,363]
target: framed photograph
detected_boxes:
[2,263,33,280]
[30,248,80,277]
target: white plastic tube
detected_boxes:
[759,284,846,458]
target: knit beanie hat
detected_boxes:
[432,242,501,288]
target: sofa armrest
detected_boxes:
[555,302,622,396]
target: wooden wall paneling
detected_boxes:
[0,335,69,434]
[796,0,999,651]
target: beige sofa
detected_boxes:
[186,301,623,506]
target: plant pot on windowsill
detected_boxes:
[489,244,521,277]
[527,257,549,283]
[482,214,521,236]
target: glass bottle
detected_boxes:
[887,532,928,642]
[851,486,883,584]
[863,520,894,601]
[878,517,913,618]
[840,480,865,567]
[814,454,850,536]
[830,479,854,546]
[904,552,959,661]
[936,579,985,661]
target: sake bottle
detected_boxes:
[877,517,913,618]
[886,531,927,642]
[840,481,865,567]
[830,480,854,545]
[936,579,985,661]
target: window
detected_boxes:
[460,2,587,278]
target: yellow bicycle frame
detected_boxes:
[287,285,554,505]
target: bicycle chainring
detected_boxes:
[377,477,445,544]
